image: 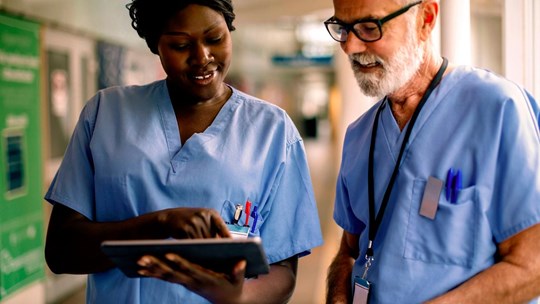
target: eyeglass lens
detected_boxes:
[326,21,381,42]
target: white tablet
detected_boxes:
[101,237,269,278]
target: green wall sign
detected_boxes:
[0,12,44,299]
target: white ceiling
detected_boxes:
[0,0,501,49]
[0,0,334,49]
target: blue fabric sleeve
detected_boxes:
[258,139,323,264]
[525,89,540,129]
[489,93,540,242]
[45,94,99,220]
[333,170,366,235]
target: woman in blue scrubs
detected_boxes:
[44,1,322,303]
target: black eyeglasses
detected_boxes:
[324,0,423,43]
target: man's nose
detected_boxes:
[341,32,368,56]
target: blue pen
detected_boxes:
[451,169,462,204]
[250,205,259,233]
[445,168,454,201]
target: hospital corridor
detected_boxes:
[0,0,539,303]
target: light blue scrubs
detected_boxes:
[334,66,540,303]
[45,80,323,304]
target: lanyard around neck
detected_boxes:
[366,57,448,258]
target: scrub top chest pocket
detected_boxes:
[404,178,479,267]
[221,200,261,238]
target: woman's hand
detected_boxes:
[157,208,231,239]
[45,204,231,274]
[138,253,246,304]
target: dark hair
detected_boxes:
[126,0,236,54]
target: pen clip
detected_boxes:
[250,205,259,233]
[233,204,243,224]
[451,169,462,204]
[445,168,454,201]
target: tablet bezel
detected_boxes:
[101,237,269,278]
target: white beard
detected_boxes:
[348,20,424,98]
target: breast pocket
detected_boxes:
[403,178,478,267]
[220,200,262,235]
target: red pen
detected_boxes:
[244,200,251,227]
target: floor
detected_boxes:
[52,130,342,304]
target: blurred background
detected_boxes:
[0,0,538,303]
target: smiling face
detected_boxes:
[157,4,232,104]
[333,0,425,98]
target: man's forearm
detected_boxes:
[426,259,540,304]
[326,253,355,304]
[427,224,540,304]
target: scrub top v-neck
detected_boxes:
[157,82,238,171]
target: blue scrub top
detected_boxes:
[45,80,323,304]
[334,66,540,303]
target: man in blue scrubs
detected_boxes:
[324,0,540,303]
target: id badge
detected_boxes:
[352,276,370,304]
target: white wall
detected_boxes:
[503,0,540,97]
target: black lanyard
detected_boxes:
[366,57,448,259]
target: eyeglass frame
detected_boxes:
[324,0,423,43]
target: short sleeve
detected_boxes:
[44,95,99,220]
[333,170,366,235]
[258,139,323,264]
[489,93,540,242]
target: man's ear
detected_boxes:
[419,0,439,41]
